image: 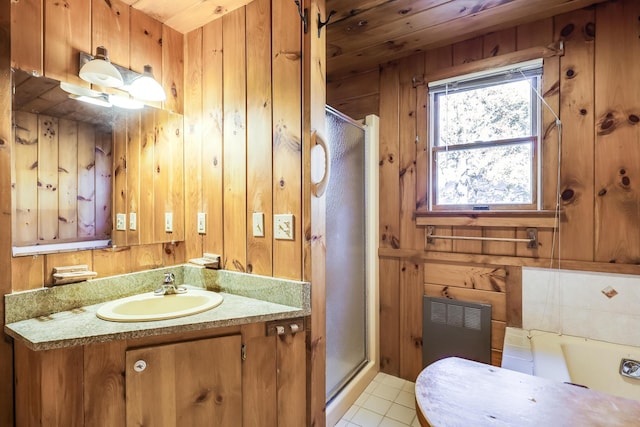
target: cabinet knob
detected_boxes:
[133,360,147,372]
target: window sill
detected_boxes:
[415,210,560,228]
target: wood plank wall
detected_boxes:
[13,112,112,246]
[0,0,14,423]
[327,0,640,381]
[183,0,304,281]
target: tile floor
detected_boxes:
[335,372,420,427]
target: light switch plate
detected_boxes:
[165,213,173,233]
[274,214,294,240]
[129,212,137,230]
[252,212,264,237]
[116,213,126,231]
[197,212,206,234]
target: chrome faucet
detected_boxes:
[620,359,640,379]
[154,272,187,295]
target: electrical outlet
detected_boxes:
[165,213,173,233]
[253,212,264,237]
[116,213,126,231]
[274,214,294,240]
[197,212,206,234]
[129,212,137,231]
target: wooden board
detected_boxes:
[424,263,507,293]
[11,255,44,292]
[241,323,277,427]
[399,259,423,381]
[222,8,247,272]
[153,110,169,242]
[11,0,43,74]
[92,0,130,70]
[13,111,39,244]
[138,109,155,244]
[77,122,96,238]
[378,61,400,249]
[94,131,112,238]
[483,28,517,58]
[594,0,640,263]
[161,25,184,114]
[84,341,126,426]
[201,18,225,258]
[246,0,273,276]
[43,0,91,86]
[58,119,79,240]
[38,115,59,241]
[40,346,84,426]
[184,28,204,260]
[276,331,307,427]
[112,114,127,247]
[126,113,141,245]
[379,258,400,375]
[398,54,424,251]
[272,0,302,280]
[129,7,163,76]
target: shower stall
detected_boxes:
[324,106,379,425]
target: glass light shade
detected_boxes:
[128,65,166,102]
[109,94,144,110]
[79,47,124,88]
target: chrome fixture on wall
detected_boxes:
[72,48,167,107]
[79,46,124,87]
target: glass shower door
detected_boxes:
[325,106,368,402]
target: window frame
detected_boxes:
[427,62,543,211]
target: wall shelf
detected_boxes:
[415,210,561,228]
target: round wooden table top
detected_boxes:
[415,357,640,426]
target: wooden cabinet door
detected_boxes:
[125,334,242,427]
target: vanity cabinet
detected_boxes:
[125,335,242,426]
[13,320,306,427]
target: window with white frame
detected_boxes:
[428,60,543,210]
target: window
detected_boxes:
[428,60,542,210]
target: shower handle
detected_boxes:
[311,132,331,198]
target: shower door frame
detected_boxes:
[325,110,380,426]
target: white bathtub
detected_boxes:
[502,327,640,401]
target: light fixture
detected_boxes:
[109,94,144,110]
[69,94,112,108]
[79,46,124,88]
[128,65,166,102]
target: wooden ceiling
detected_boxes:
[118,0,607,82]
[120,0,252,34]
[325,0,607,81]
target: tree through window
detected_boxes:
[428,60,542,210]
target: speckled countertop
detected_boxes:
[5,265,310,351]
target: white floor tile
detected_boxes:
[351,407,384,427]
[385,403,416,425]
[362,394,393,415]
[335,420,350,427]
[379,417,409,427]
[355,391,370,406]
[412,416,421,427]
[374,372,389,383]
[394,390,415,409]
[371,382,401,401]
[381,375,407,390]
[343,405,359,421]
[402,381,415,394]
[364,380,379,394]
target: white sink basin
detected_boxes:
[96,289,224,322]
